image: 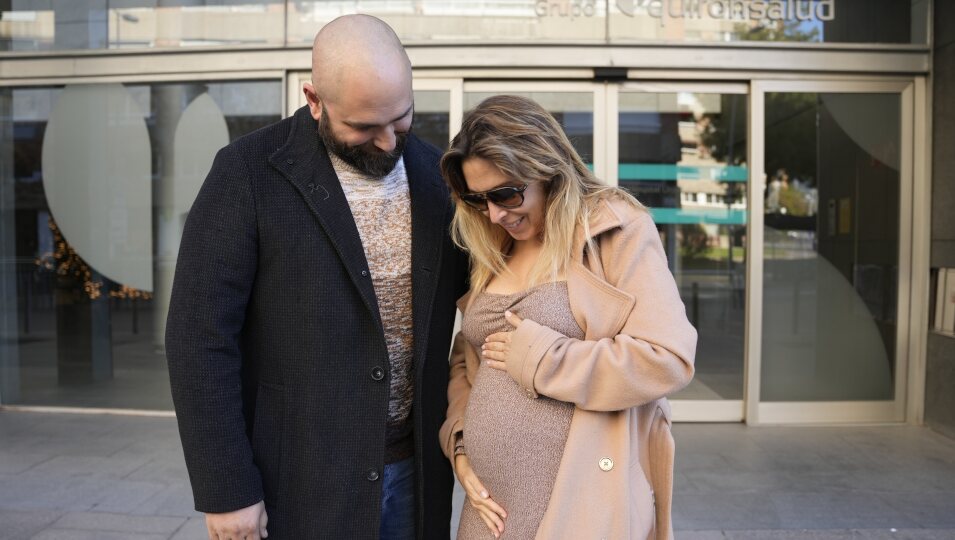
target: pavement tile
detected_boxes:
[718,530,955,540]
[28,454,152,479]
[676,447,737,471]
[0,453,56,475]
[29,530,168,540]
[841,468,955,494]
[683,469,794,494]
[50,511,185,534]
[875,491,955,528]
[673,493,782,530]
[87,480,168,514]
[123,456,190,483]
[111,440,184,464]
[770,492,918,530]
[723,532,867,540]
[0,509,64,540]
[127,483,202,518]
[0,475,102,512]
[676,531,726,539]
[168,516,209,540]
[4,412,955,538]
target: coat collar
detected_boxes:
[268,108,383,329]
[267,107,449,348]
[571,196,629,260]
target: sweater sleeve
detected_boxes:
[505,210,697,412]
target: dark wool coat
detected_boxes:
[166,106,468,539]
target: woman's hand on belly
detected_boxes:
[454,454,507,538]
[482,311,524,372]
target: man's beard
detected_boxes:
[318,108,408,177]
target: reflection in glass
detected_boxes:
[465,91,593,164]
[42,84,153,292]
[0,0,285,51]
[609,0,927,45]
[0,0,929,51]
[412,90,450,150]
[286,1,606,46]
[0,81,281,409]
[618,92,747,401]
[761,92,899,402]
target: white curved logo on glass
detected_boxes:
[153,90,230,345]
[821,94,900,171]
[173,92,229,225]
[41,83,153,292]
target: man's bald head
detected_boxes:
[311,14,412,106]
[302,15,415,177]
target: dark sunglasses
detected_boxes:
[458,184,528,211]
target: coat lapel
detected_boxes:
[404,136,450,372]
[268,107,382,330]
[568,198,635,340]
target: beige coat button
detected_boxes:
[598,457,614,471]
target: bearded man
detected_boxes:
[166,14,467,540]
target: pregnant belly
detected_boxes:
[463,364,574,500]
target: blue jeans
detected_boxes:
[379,457,415,540]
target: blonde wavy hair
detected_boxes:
[441,94,643,292]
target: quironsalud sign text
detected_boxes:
[535,0,835,23]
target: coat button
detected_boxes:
[598,457,614,472]
[366,469,380,482]
[361,270,369,277]
[371,366,385,381]
[285,158,294,165]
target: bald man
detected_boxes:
[166,15,467,540]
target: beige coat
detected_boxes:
[440,197,697,540]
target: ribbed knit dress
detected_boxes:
[457,281,585,540]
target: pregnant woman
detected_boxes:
[439,95,697,540]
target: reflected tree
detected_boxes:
[734,18,820,43]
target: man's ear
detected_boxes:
[302,82,323,121]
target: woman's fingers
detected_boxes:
[484,330,512,344]
[484,359,506,371]
[476,505,505,537]
[481,347,507,361]
[456,451,507,535]
[504,310,523,327]
[466,485,506,537]
[463,471,507,516]
[465,477,507,520]
[464,473,489,500]
[482,332,511,365]
[476,493,507,520]
[482,340,508,352]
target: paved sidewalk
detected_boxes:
[1,411,954,539]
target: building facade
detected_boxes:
[0,0,952,431]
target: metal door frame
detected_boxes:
[746,79,921,425]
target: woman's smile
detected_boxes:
[499,216,524,230]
